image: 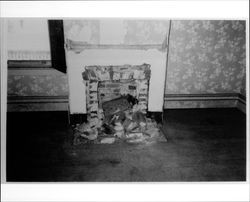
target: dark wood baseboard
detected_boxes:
[164,93,241,101]
[7,93,246,114]
[7,96,69,112]
[164,93,246,113]
[8,60,52,69]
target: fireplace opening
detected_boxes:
[98,80,138,105]
[73,64,167,145]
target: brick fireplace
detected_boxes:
[71,62,167,145]
[66,48,167,116]
[64,19,169,115]
[82,64,151,127]
[63,19,169,144]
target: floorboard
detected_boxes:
[6,108,246,182]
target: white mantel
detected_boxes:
[66,48,166,113]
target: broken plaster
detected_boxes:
[65,39,167,53]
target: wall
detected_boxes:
[64,19,170,113]
[8,71,68,97]
[64,19,170,45]
[7,19,246,112]
[7,19,69,111]
[166,20,246,94]
[66,49,166,113]
[7,69,69,111]
[165,20,246,109]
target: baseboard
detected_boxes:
[7,93,246,113]
[164,93,246,113]
[236,94,246,113]
[7,96,68,112]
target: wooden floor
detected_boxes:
[6,108,246,182]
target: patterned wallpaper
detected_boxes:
[166,20,246,94]
[240,74,246,97]
[8,74,69,96]
[63,19,170,44]
[64,20,100,44]
[7,20,246,98]
[123,20,170,44]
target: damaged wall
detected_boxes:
[7,19,246,112]
[64,19,169,113]
[66,49,166,113]
[64,19,170,45]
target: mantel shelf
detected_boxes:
[65,39,167,53]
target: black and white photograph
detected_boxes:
[1,1,249,202]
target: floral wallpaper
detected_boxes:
[64,19,246,95]
[240,76,246,97]
[123,20,170,44]
[63,19,170,44]
[8,74,69,96]
[166,20,246,95]
[8,20,246,101]
[64,20,100,44]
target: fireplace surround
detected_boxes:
[72,63,166,144]
[82,63,151,127]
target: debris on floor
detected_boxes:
[100,137,116,144]
[73,94,167,145]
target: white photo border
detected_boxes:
[1,1,249,202]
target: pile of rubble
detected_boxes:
[73,95,167,145]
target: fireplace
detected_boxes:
[72,63,166,145]
[64,19,169,144]
[82,64,151,128]
[65,49,167,114]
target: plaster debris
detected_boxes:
[100,137,116,144]
[73,98,166,145]
[73,64,166,145]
